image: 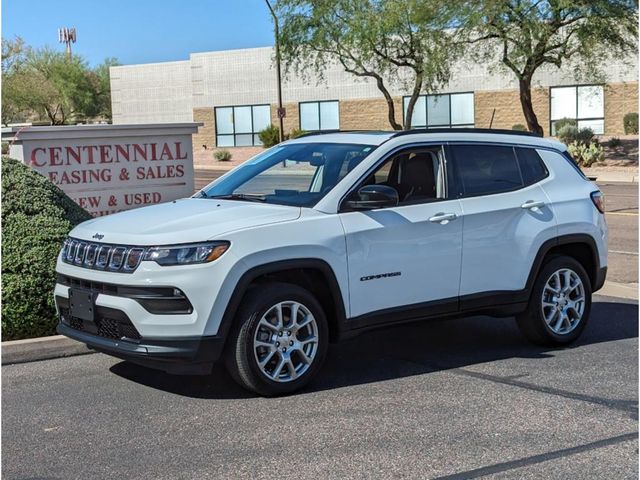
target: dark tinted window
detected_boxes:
[516,147,548,185]
[452,145,523,196]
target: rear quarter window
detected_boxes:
[515,147,549,185]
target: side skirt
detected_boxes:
[340,290,529,340]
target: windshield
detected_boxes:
[198,142,376,207]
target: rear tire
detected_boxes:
[517,255,592,346]
[224,282,328,396]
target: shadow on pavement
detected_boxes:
[109,299,638,399]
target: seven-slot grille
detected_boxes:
[61,238,145,273]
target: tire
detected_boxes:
[517,255,592,346]
[224,282,329,396]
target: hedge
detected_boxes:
[2,157,92,340]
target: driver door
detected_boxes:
[338,145,463,323]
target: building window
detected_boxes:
[403,92,474,129]
[299,101,340,131]
[550,85,604,135]
[215,104,271,147]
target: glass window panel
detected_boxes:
[451,93,474,125]
[252,105,271,132]
[234,106,253,134]
[578,119,604,135]
[453,145,523,196]
[404,97,426,127]
[320,101,339,130]
[577,86,604,119]
[427,95,450,126]
[254,134,262,146]
[515,148,548,186]
[300,102,320,131]
[235,134,253,146]
[550,87,576,120]
[216,135,234,147]
[215,107,234,134]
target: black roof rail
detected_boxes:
[293,127,543,139]
[294,129,392,138]
[390,127,542,138]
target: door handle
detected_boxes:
[429,212,457,223]
[521,200,545,210]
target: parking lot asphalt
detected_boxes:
[3,295,637,479]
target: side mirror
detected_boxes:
[344,185,399,211]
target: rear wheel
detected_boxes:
[224,282,328,396]
[517,256,592,346]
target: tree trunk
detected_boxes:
[373,74,402,130]
[519,77,543,136]
[404,70,424,130]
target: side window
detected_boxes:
[354,146,446,205]
[452,145,523,196]
[515,147,548,185]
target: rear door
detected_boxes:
[449,143,556,304]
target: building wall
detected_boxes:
[110,61,193,124]
[605,82,640,135]
[192,108,215,150]
[110,45,639,143]
[474,88,550,135]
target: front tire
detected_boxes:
[224,282,328,396]
[517,255,592,346]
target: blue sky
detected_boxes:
[2,0,275,66]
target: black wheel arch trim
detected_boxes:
[217,258,348,347]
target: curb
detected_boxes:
[597,281,638,300]
[2,335,93,366]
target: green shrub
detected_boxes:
[623,112,638,135]
[553,117,578,135]
[567,141,604,167]
[607,136,622,148]
[1,142,8,155]
[258,124,281,148]
[287,128,307,139]
[214,149,232,161]
[558,125,595,146]
[2,157,92,340]
[511,124,527,131]
[557,125,579,144]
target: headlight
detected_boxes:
[143,241,230,266]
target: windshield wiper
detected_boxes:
[207,193,267,202]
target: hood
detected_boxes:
[70,198,301,245]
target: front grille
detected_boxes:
[61,238,145,273]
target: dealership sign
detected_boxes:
[2,123,201,216]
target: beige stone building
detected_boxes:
[110,46,639,152]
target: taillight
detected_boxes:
[591,191,605,214]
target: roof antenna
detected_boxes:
[489,108,496,129]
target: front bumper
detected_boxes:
[57,321,224,375]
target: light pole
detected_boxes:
[265,0,284,143]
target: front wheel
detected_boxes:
[517,256,592,346]
[224,283,328,396]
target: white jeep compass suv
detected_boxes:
[56,129,607,396]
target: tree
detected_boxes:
[275,0,462,130]
[1,38,119,125]
[467,0,638,135]
[93,57,120,120]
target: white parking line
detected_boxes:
[609,250,639,256]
